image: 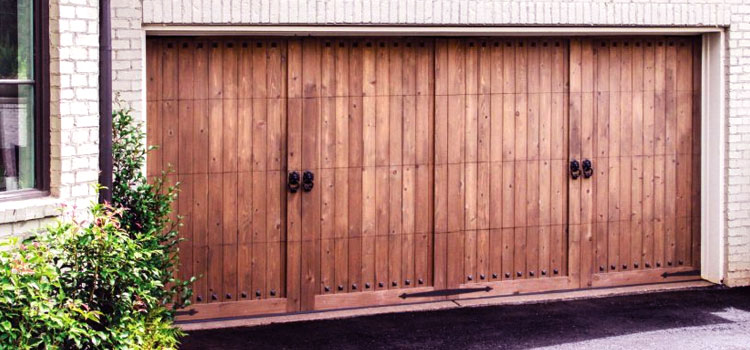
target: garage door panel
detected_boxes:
[149,38,289,309]
[576,37,701,287]
[289,39,435,310]
[435,38,569,288]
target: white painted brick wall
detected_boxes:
[111,0,144,121]
[0,0,102,239]
[108,0,750,286]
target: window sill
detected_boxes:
[0,193,62,225]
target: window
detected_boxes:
[0,0,48,197]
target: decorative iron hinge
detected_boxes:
[661,270,700,278]
[175,309,198,316]
[398,286,492,299]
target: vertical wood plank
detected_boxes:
[433,39,448,290]
[146,40,163,177]
[593,39,610,275]
[206,39,223,303]
[642,39,655,270]
[319,40,336,295]
[190,39,209,304]
[631,39,644,271]
[285,38,303,312]
[334,40,351,294]
[362,39,377,291]
[664,39,677,268]
[607,40,622,272]
[300,38,321,310]
[348,40,364,292]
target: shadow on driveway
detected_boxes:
[180,286,750,349]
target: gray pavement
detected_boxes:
[181,285,750,350]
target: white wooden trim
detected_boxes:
[701,31,726,284]
[142,25,723,36]
[140,31,150,177]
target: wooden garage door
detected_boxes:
[146,36,701,321]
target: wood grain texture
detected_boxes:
[147,35,701,321]
[576,37,701,287]
[292,39,436,312]
[434,38,570,288]
[148,38,288,310]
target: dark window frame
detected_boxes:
[0,0,50,201]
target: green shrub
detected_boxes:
[0,107,193,349]
[0,235,99,349]
[111,107,193,312]
[0,202,181,349]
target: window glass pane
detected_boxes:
[0,0,34,79]
[0,84,34,191]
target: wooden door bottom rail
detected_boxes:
[176,297,288,322]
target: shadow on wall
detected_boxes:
[181,286,750,350]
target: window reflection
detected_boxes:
[0,0,34,80]
[0,85,34,191]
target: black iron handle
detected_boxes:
[302,171,314,192]
[582,159,594,179]
[570,159,581,180]
[288,171,300,193]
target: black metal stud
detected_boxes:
[480,274,486,280]
[405,279,411,285]
[352,284,357,290]
[634,263,639,268]
[255,290,261,297]
[492,273,498,278]
[241,292,248,298]
[623,264,628,270]
[645,262,651,268]
[668,261,673,266]
[467,275,473,281]
[418,279,424,285]
[611,264,616,270]
[599,266,605,272]
[541,270,547,276]
[365,283,371,289]
[196,295,203,302]
[656,262,662,267]
[678,260,684,265]
[553,269,559,275]
[270,290,276,296]
[516,271,522,277]
[379,282,384,288]
[505,272,511,278]
[324,286,330,292]
[529,271,535,277]
[211,293,218,300]
[392,281,398,287]
[338,285,344,291]
[226,293,232,299]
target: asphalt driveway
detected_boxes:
[180,285,750,349]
